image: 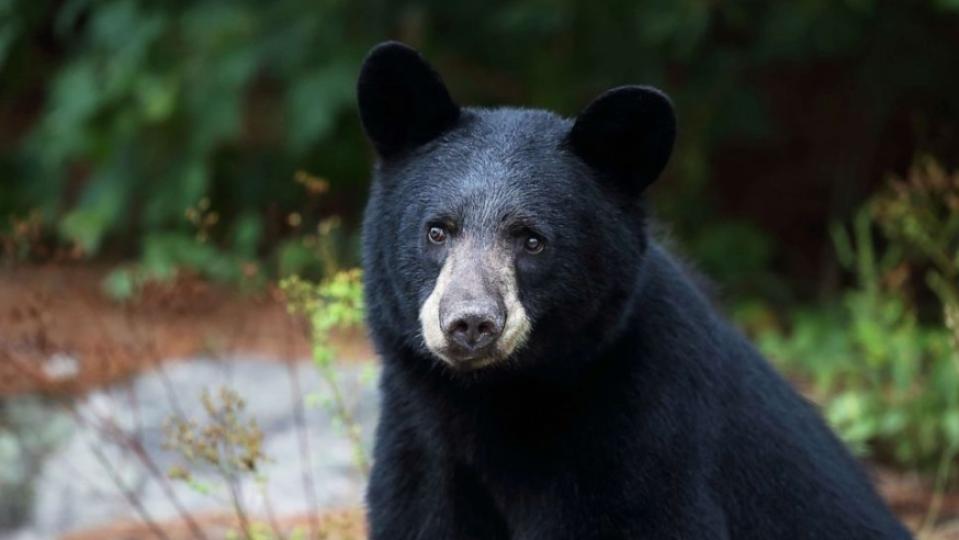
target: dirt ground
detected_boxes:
[0,264,373,397]
[1,265,957,539]
[62,509,368,540]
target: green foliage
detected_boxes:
[281,269,364,367]
[99,195,356,300]
[281,269,369,475]
[100,231,252,300]
[4,0,365,264]
[755,162,959,472]
[3,0,958,288]
[872,158,959,340]
[684,219,784,299]
[0,210,45,263]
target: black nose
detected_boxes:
[442,304,504,355]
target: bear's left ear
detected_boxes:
[566,86,676,196]
[357,41,460,159]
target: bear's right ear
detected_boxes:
[357,42,460,159]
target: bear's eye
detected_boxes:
[524,234,544,254]
[428,225,448,245]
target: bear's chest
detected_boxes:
[415,382,622,474]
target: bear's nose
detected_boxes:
[442,303,504,355]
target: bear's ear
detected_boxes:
[357,42,460,159]
[566,86,676,196]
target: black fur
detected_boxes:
[357,42,460,158]
[567,85,676,196]
[359,42,911,539]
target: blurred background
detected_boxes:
[1,1,958,538]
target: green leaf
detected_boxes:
[288,62,356,147]
[945,410,959,448]
[102,267,137,301]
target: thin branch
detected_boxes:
[918,444,957,538]
[82,430,173,540]
[258,479,286,540]
[85,408,210,540]
[318,361,369,477]
[285,316,322,540]
[0,356,168,537]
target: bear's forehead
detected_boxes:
[458,107,571,150]
[387,107,598,232]
[410,113,578,219]
[418,108,580,189]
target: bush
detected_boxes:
[753,159,959,474]
[281,269,369,476]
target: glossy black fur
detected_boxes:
[359,42,911,539]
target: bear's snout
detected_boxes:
[417,238,531,369]
[440,300,506,359]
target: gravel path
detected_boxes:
[3,357,379,539]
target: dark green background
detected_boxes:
[2,0,958,300]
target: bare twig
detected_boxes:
[88,409,210,540]
[285,315,322,540]
[8,350,208,540]
[918,444,957,538]
[258,479,286,540]
[317,361,369,477]
[123,306,188,421]
[2,355,180,539]
[82,430,173,540]
[222,462,254,540]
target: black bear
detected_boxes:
[357,42,911,539]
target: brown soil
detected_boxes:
[0,264,374,397]
[2,265,958,538]
[63,508,367,540]
[878,468,959,538]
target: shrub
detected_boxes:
[280,269,368,476]
[754,159,959,475]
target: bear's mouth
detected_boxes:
[439,344,504,370]
[449,355,500,371]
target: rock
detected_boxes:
[0,396,72,532]
[12,357,379,539]
[41,353,79,382]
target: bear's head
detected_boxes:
[358,42,675,377]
